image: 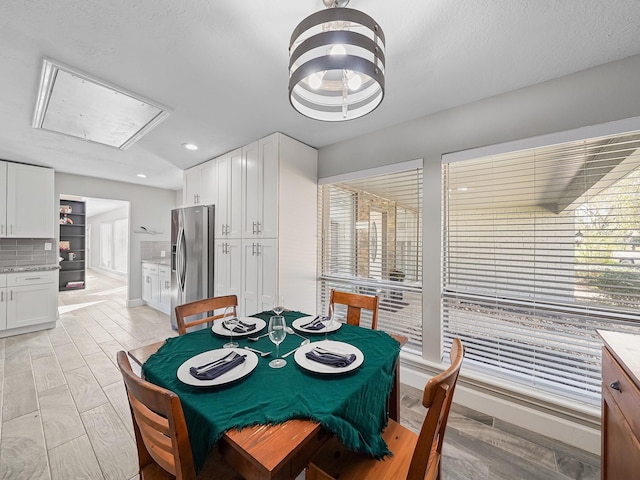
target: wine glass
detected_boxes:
[222,306,239,348]
[325,303,334,340]
[268,315,287,368]
[273,295,285,316]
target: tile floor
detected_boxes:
[0,270,600,479]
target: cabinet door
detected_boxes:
[216,156,229,237]
[149,273,160,307]
[228,149,243,238]
[6,282,57,329]
[0,288,7,330]
[6,163,55,238]
[602,390,640,479]
[0,162,6,237]
[199,160,217,206]
[142,273,153,303]
[159,276,171,314]
[259,135,279,238]
[241,240,260,316]
[215,239,242,299]
[242,141,260,237]
[183,165,202,206]
[257,239,278,314]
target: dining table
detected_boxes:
[128,310,406,480]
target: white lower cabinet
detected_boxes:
[241,238,277,316]
[158,265,171,314]
[142,263,170,315]
[0,270,58,337]
[215,239,242,299]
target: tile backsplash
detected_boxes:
[0,238,59,267]
[141,240,171,263]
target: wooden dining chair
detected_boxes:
[117,351,242,480]
[306,338,465,480]
[329,289,380,330]
[174,294,238,335]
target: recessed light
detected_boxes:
[183,143,198,151]
[137,173,147,178]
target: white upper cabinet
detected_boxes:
[242,135,278,238]
[183,160,217,207]
[1,161,55,238]
[216,148,242,238]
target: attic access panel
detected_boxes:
[32,58,171,149]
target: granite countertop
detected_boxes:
[0,264,61,273]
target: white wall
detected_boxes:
[55,173,176,305]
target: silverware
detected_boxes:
[285,326,308,342]
[195,352,237,373]
[312,346,351,359]
[243,346,272,357]
[281,338,311,358]
[247,332,270,342]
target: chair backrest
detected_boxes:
[329,289,379,330]
[117,351,196,480]
[174,295,238,335]
[407,338,464,480]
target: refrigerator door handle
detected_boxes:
[177,226,187,293]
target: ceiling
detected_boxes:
[1,1,640,191]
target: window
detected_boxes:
[99,218,129,273]
[318,165,423,351]
[442,130,640,406]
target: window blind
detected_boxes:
[318,168,423,351]
[442,131,640,405]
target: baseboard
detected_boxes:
[399,353,601,455]
[128,298,144,308]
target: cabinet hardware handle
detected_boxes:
[609,380,622,392]
[10,290,13,301]
[257,221,261,234]
[252,243,256,256]
[25,277,41,281]
[252,221,256,234]
[226,224,230,235]
[256,243,261,256]
[1,291,3,301]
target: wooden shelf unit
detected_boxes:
[59,200,86,291]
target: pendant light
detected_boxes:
[289,0,386,121]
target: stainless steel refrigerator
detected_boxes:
[170,205,214,329]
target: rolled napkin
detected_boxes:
[301,315,330,331]
[189,352,246,380]
[305,348,356,368]
[222,319,257,333]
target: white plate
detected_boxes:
[292,316,341,335]
[294,340,364,374]
[211,317,266,337]
[177,348,259,387]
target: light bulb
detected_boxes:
[347,71,362,91]
[308,72,324,89]
[330,44,346,55]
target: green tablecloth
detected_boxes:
[142,311,400,470]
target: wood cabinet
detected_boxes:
[1,271,58,338]
[1,160,55,238]
[599,330,640,480]
[59,199,86,291]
